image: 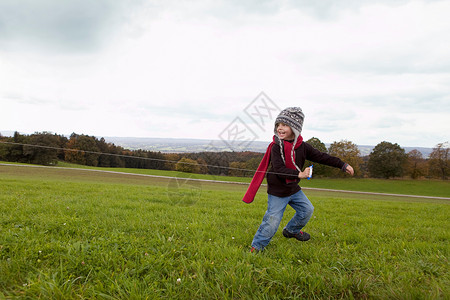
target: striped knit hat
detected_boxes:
[274,107,305,171]
[274,107,305,137]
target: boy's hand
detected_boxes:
[298,167,312,179]
[345,164,354,176]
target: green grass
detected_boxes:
[302,177,450,198]
[4,160,448,198]
[0,163,449,299]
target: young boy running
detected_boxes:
[243,107,354,252]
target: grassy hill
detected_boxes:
[0,163,448,298]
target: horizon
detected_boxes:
[0,130,438,152]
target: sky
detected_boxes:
[1,0,449,148]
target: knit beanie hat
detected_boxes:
[274,107,305,171]
[274,107,304,137]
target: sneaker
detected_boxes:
[250,246,260,253]
[283,228,310,241]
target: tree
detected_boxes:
[0,132,28,163]
[176,157,200,173]
[368,141,407,179]
[22,132,61,165]
[127,149,147,169]
[55,134,68,161]
[165,153,182,170]
[97,137,113,167]
[428,142,449,180]
[328,140,362,177]
[196,158,209,174]
[406,149,426,179]
[0,134,11,161]
[64,133,100,166]
[7,132,27,162]
[359,155,370,178]
[245,157,261,176]
[229,161,247,177]
[0,132,67,164]
[198,151,232,175]
[304,137,332,177]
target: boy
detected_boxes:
[243,107,354,252]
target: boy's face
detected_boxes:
[276,123,295,140]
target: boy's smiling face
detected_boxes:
[276,123,295,140]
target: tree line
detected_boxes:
[0,132,262,176]
[0,131,448,180]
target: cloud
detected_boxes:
[154,0,413,21]
[306,108,357,132]
[0,0,449,147]
[281,0,412,20]
[0,0,141,53]
[275,1,450,76]
[2,93,51,105]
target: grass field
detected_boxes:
[7,161,450,198]
[0,163,449,299]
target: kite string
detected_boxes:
[0,141,295,177]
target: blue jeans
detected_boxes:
[251,190,314,250]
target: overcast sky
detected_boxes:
[1,0,449,148]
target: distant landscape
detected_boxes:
[0,131,434,156]
[102,136,434,157]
